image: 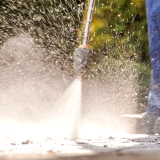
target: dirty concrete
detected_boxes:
[1,135,160,160]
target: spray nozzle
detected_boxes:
[73,46,93,76]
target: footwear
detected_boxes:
[120,112,159,134]
[137,112,158,134]
[154,117,160,134]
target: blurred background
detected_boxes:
[0,0,151,116]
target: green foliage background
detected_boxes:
[0,0,150,65]
[80,0,149,64]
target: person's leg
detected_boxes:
[139,1,160,134]
[146,0,160,116]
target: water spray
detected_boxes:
[74,0,95,76]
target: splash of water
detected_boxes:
[0,34,81,141]
[52,77,81,139]
[0,34,140,142]
[0,78,81,141]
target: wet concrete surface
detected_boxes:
[1,134,160,160]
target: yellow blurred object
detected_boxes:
[132,0,145,7]
[90,19,104,32]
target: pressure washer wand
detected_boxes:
[83,0,95,45]
[74,0,95,76]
